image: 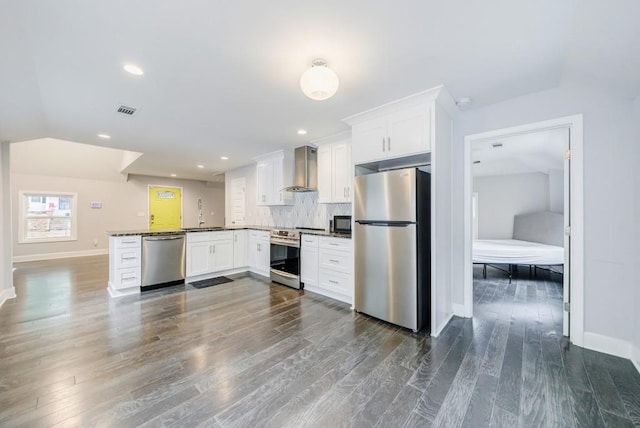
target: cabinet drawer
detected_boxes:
[319,269,352,296]
[301,234,319,248]
[114,235,141,249]
[114,267,141,289]
[211,231,233,241]
[187,232,213,243]
[319,236,352,251]
[115,248,141,269]
[249,230,269,241]
[319,248,352,274]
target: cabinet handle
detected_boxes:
[257,243,261,251]
[382,138,385,152]
[122,240,137,245]
[387,137,391,151]
[329,243,339,246]
[329,259,339,263]
[212,245,215,254]
[347,187,350,198]
[122,256,137,260]
[343,187,346,198]
[329,280,339,285]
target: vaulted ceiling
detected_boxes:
[1,0,638,181]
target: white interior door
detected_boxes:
[230,177,246,225]
[563,129,571,337]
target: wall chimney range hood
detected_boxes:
[285,146,318,192]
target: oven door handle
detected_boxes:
[270,239,299,248]
[270,269,299,279]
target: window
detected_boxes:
[19,191,78,243]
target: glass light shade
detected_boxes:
[300,60,339,101]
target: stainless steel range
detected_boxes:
[270,228,301,289]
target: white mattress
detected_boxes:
[473,239,564,265]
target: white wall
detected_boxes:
[633,95,640,369]
[11,173,224,260]
[473,172,550,239]
[225,164,351,230]
[452,83,636,347]
[0,142,16,305]
[548,169,564,213]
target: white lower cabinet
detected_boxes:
[211,232,234,272]
[233,230,248,268]
[248,230,270,277]
[108,235,142,297]
[300,235,319,287]
[186,231,234,277]
[302,234,353,304]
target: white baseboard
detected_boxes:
[13,249,108,263]
[107,282,140,298]
[452,303,466,318]
[0,286,16,307]
[632,345,640,375]
[432,311,455,338]
[583,331,632,359]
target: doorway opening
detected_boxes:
[463,115,584,346]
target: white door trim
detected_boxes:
[463,114,584,347]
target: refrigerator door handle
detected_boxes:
[355,221,413,227]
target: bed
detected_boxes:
[473,211,564,280]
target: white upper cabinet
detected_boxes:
[351,105,430,164]
[344,87,457,166]
[317,137,352,204]
[254,151,294,206]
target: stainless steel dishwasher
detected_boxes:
[141,234,186,288]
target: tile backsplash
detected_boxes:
[248,192,351,229]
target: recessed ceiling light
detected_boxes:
[123,64,144,76]
[97,134,111,139]
[197,165,204,169]
[297,129,307,135]
[170,173,177,177]
[220,156,229,160]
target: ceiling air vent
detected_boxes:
[116,105,138,116]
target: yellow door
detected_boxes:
[148,186,182,230]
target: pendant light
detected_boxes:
[300,58,339,101]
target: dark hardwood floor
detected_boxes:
[1,257,638,427]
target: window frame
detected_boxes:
[18,190,78,244]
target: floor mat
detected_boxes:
[189,276,234,289]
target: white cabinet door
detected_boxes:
[301,246,319,287]
[256,159,271,206]
[248,231,270,277]
[351,117,387,164]
[233,230,248,268]
[332,142,352,203]
[186,241,211,277]
[256,240,270,275]
[387,105,431,157]
[211,239,234,272]
[317,144,333,203]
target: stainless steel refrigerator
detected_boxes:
[354,167,430,332]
